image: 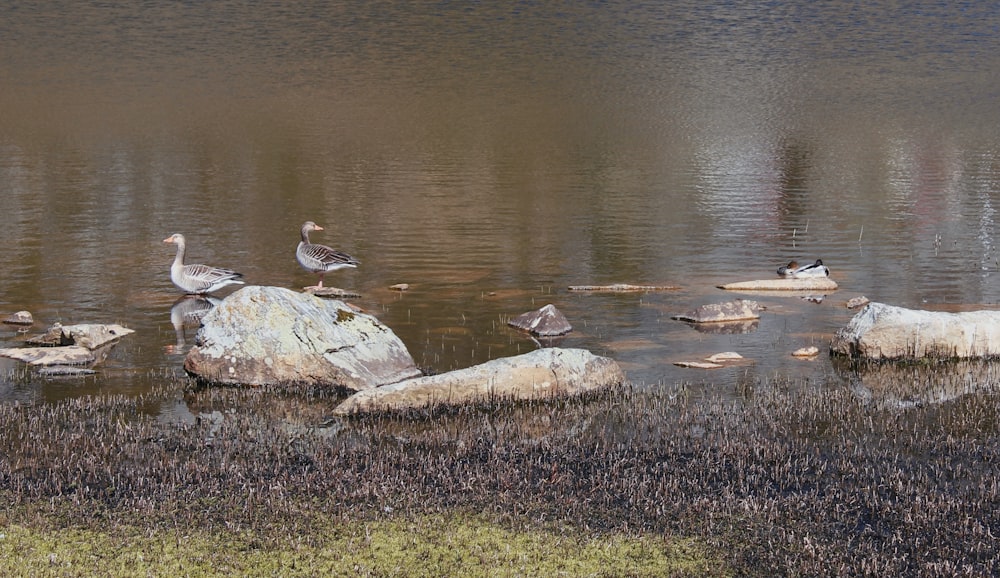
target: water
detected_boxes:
[4,2,1000,408]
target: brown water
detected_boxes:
[4,2,1000,410]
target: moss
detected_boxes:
[0,513,720,577]
[336,309,357,324]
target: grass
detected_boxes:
[0,513,712,577]
[1,370,999,576]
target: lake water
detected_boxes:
[4,2,1000,409]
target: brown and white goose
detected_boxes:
[163,233,245,294]
[296,221,359,288]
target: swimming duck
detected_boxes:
[296,221,359,288]
[163,233,245,294]
[777,259,829,278]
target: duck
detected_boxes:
[777,259,829,278]
[296,221,359,289]
[163,233,245,294]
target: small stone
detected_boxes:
[846,296,870,309]
[792,346,820,358]
[389,284,409,292]
[2,311,33,326]
[507,304,572,337]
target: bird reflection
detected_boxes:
[167,295,220,353]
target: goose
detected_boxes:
[296,221,359,288]
[777,259,829,278]
[163,233,245,294]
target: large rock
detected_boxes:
[333,348,624,415]
[832,302,1000,360]
[184,286,421,390]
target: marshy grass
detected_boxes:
[1,375,998,576]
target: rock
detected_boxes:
[717,278,838,291]
[673,360,723,369]
[675,351,749,369]
[508,304,572,337]
[333,348,623,415]
[2,311,33,326]
[672,300,761,323]
[846,296,870,309]
[792,346,820,358]
[831,302,1000,360]
[305,286,362,299]
[706,351,744,362]
[389,284,409,292]
[184,286,421,390]
[688,319,759,334]
[568,284,680,292]
[37,365,97,376]
[0,346,95,366]
[25,323,135,349]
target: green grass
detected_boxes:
[0,513,719,577]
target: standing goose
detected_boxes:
[296,221,359,289]
[163,233,245,294]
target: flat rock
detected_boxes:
[37,365,97,376]
[718,278,839,291]
[831,302,1000,360]
[508,304,572,336]
[568,284,680,292]
[672,300,761,323]
[184,286,421,390]
[0,346,95,366]
[25,323,135,349]
[792,346,820,358]
[3,311,33,326]
[333,348,624,415]
[305,286,362,299]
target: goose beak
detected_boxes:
[314,224,325,231]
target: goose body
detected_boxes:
[777,259,829,279]
[163,233,245,294]
[296,221,359,288]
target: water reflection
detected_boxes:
[168,295,220,354]
[842,359,1000,409]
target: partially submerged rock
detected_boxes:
[305,286,362,299]
[792,346,820,358]
[674,351,749,369]
[0,346,96,366]
[508,304,572,337]
[846,296,870,309]
[25,323,135,349]
[718,278,838,291]
[568,284,680,292]
[333,348,623,415]
[37,365,97,377]
[184,286,421,390]
[672,300,761,323]
[0,323,134,368]
[832,302,1000,360]
[3,311,33,326]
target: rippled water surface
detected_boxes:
[4,2,1000,409]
